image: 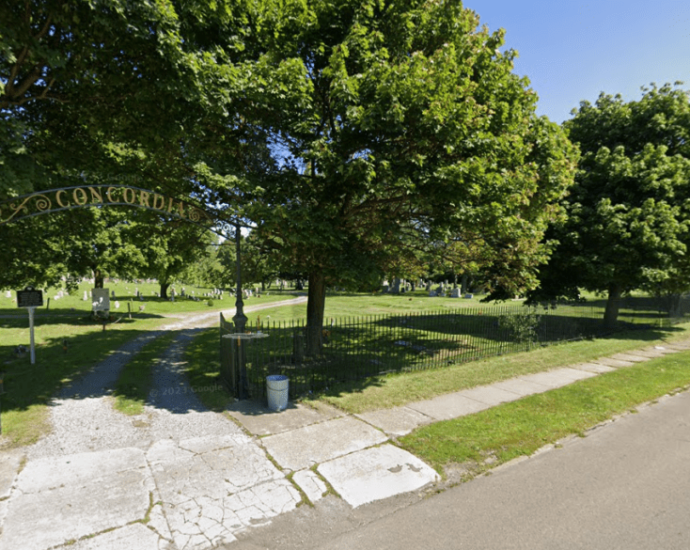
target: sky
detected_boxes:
[463,0,690,123]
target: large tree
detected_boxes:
[219,0,578,352]
[532,83,690,328]
[0,0,264,287]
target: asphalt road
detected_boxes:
[315,390,690,550]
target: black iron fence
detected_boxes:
[219,296,690,401]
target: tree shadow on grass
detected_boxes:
[236,307,689,403]
[0,324,221,425]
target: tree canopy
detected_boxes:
[2,0,578,345]
[532,83,690,327]
[210,0,578,351]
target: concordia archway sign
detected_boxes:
[0,184,216,229]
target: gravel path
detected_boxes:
[26,297,307,460]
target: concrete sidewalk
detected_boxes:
[1,339,688,550]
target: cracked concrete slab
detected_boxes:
[625,348,668,358]
[406,392,492,421]
[148,435,300,549]
[356,407,432,436]
[459,385,524,405]
[0,450,23,500]
[551,367,598,381]
[662,341,690,350]
[70,523,171,550]
[643,345,679,355]
[491,377,558,396]
[517,369,582,390]
[573,362,616,374]
[293,470,328,503]
[228,401,342,436]
[261,417,388,471]
[318,444,439,508]
[593,357,635,368]
[609,353,651,363]
[0,448,153,550]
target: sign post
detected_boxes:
[16,286,43,365]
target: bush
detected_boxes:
[499,310,541,344]
[207,299,214,307]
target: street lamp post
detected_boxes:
[232,223,247,332]
[232,223,249,399]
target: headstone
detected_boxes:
[464,293,474,299]
[181,288,185,297]
[382,284,389,293]
[5,291,11,298]
[429,290,437,297]
[391,277,401,294]
[114,301,120,309]
[450,288,461,298]
[111,291,116,299]
[92,288,110,312]
[83,291,88,301]
[425,281,432,291]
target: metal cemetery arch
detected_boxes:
[0,184,228,236]
[1,184,251,331]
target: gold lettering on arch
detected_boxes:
[56,190,71,208]
[123,188,136,204]
[139,190,151,208]
[89,187,103,204]
[153,194,166,210]
[72,188,88,206]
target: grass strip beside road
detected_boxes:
[113,332,178,415]
[316,323,690,413]
[399,349,690,477]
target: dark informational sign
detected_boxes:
[16,286,43,308]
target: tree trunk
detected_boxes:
[603,283,622,330]
[93,268,104,288]
[461,273,469,294]
[160,283,170,300]
[306,271,326,356]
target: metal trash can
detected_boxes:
[266,375,289,411]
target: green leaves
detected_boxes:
[535,84,690,318]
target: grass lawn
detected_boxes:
[399,349,690,477]
[315,322,690,413]
[0,279,302,317]
[225,290,687,401]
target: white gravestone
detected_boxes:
[92,288,111,312]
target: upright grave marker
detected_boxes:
[16,286,43,364]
